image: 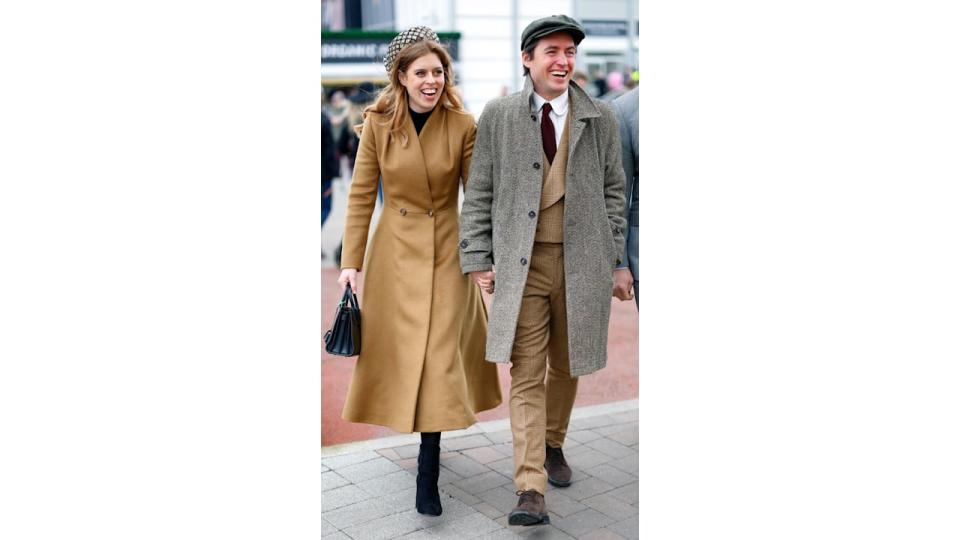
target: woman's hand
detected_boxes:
[338,268,360,294]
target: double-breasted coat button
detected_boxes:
[460,240,468,249]
[400,208,407,216]
[520,258,528,266]
[533,162,540,170]
[428,209,434,217]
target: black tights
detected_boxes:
[421,432,441,446]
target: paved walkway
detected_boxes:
[322,400,639,539]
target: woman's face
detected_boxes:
[398,53,445,113]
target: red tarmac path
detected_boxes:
[321,267,638,446]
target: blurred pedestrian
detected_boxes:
[459,15,626,526]
[321,110,339,228]
[600,70,626,101]
[337,26,501,517]
[612,87,639,308]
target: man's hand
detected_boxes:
[612,268,634,301]
[469,269,496,294]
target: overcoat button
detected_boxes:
[528,210,536,218]
[533,163,540,170]
[428,209,434,217]
[520,258,527,266]
[400,208,407,216]
[460,240,468,248]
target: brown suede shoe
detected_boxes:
[544,444,572,487]
[508,490,549,526]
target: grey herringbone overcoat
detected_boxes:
[459,78,626,377]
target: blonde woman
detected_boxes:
[336,27,501,516]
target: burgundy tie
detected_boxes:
[540,103,556,165]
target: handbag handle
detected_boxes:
[340,283,360,311]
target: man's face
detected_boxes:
[522,32,577,100]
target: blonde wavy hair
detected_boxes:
[354,40,465,146]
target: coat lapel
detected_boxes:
[566,81,600,159]
[406,107,445,205]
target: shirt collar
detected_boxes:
[530,89,569,116]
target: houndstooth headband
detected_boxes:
[383,26,441,73]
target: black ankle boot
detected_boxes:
[415,441,442,516]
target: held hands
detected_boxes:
[612,268,634,301]
[338,268,360,295]
[469,268,496,294]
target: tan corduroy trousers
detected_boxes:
[509,242,579,493]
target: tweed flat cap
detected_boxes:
[383,26,440,73]
[520,15,585,51]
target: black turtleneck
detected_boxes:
[409,107,434,135]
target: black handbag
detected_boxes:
[324,284,361,357]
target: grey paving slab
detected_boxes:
[342,511,422,540]
[399,529,438,539]
[323,484,373,511]
[322,518,339,537]
[461,445,505,464]
[485,430,513,444]
[565,429,603,444]
[397,457,418,470]
[610,410,638,423]
[323,497,394,530]
[322,470,350,492]
[453,470,513,496]
[592,423,632,437]
[479,529,521,539]
[377,447,401,461]
[542,490,587,519]
[323,450,380,470]
[606,482,639,505]
[323,532,350,540]
[607,517,639,540]
[442,434,493,451]
[580,493,638,520]
[492,442,515,456]
[441,453,490,478]
[607,454,638,476]
[356,469,418,496]
[379,486,419,513]
[566,448,616,470]
[473,501,504,519]
[558,477,616,501]
[585,438,635,459]
[605,428,638,447]
[499,518,576,539]
[430,495,477,521]
[581,464,636,488]
[478,485,521,516]
[580,528,628,540]
[337,456,404,484]
[322,463,330,472]
[425,511,502,538]
[487,456,516,478]
[551,508,618,538]
[438,464,464,486]
[567,415,623,431]
[394,443,421,459]
[440,482,481,505]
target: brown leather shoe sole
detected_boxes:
[547,474,572,488]
[508,509,550,526]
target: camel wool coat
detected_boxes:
[459,78,627,377]
[339,105,501,433]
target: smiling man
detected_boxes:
[459,15,627,526]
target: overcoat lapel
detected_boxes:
[405,113,434,203]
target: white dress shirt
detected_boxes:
[530,90,569,148]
